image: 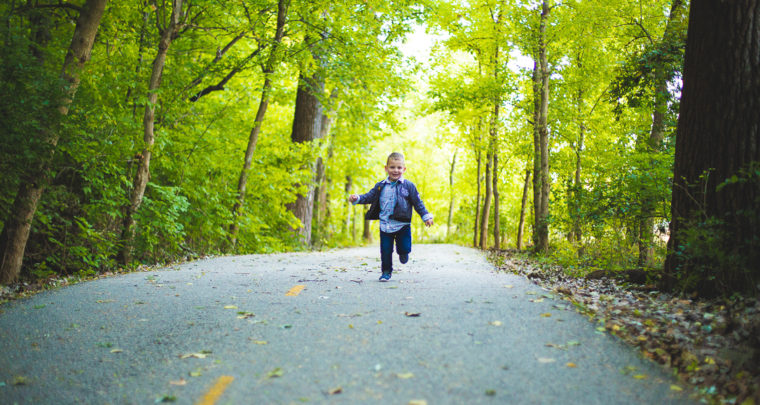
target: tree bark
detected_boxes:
[312,89,341,247]
[664,0,760,296]
[569,85,584,243]
[119,0,184,264]
[446,151,457,239]
[638,0,686,267]
[479,145,493,250]
[473,124,482,247]
[0,0,107,285]
[362,206,372,242]
[229,0,289,248]
[517,169,531,250]
[286,68,324,246]
[532,0,551,254]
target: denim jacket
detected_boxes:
[356,178,432,223]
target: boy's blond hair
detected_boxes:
[387,152,405,164]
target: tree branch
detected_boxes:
[189,47,262,102]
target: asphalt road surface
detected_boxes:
[0,244,695,404]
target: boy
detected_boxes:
[349,152,434,281]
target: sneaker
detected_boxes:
[379,272,392,282]
[399,253,409,264]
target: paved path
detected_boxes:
[0,244,693,404]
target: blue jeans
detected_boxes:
[380,225,412,274]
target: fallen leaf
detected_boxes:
[490,321,502,326]
[267,368,284,378]
[540,313,552,317]
[180,352,208,359]
[12,376,29,385]
[530,298,545,303]
[252,340,268,345]
[236,311,255,319]
[670,385,683,392]
[504,285,514,289]
[537,357,556,363]
[170,378,187,386]
[408,401,428,405]
[566,362,577,368]
[404,312,421,317]
[633,374,648,380]
[566,340,581,346]
[110,348,123,353]
[328,387,343,395]
[96,299,116,303]
[223,305,238,309]
[155,394,177,403]
[189,371,202,377]
[396,372,415,379]
[485,389,496,396]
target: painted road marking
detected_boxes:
[197,375,234,405]
[286,284,306,296]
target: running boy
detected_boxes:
[349,152,434,281]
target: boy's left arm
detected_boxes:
[409,184,434,227]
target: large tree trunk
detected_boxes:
[473,136,482,247]
[312,90,340,247]
[533,0,551,254]
[479,146,493,250]
[570,90,584,243]
[638,0,686,267]
[229,0,289,248]
[344,175,353,235]
[517,169,531,250]
[664,0,760,296]
[286,69,325,246]
[119,0,184,264]
[0,0,107,285]
[446,151,457,239]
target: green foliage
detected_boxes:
[670,164,760,296]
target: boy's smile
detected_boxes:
[385,158,406,181]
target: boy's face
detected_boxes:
[385,158,406,181]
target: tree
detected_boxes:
[0,0,107,285]
[664,0,760,296]
[229,0,290,248]
[119,0,187,264]
[531,0,552,254]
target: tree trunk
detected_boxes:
[664,0,760,296]
[446,150,457,239]
[492,150,500,250]
[479,146,493,250]
[119,0,184,264]
[473,126,482,247]
[363,206,372,242]
[344,175,352,235]
[0,0,107,285]
[286,62,325,246]
[533,0,551,254]
[638,0,686,267]
[517,169,531,250]
[229,0,289,248]
[570,88,584,243]
[312,89,340,247]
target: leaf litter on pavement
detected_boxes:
[491,250,760,403]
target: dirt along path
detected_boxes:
[0,244,694,404]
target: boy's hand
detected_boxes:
[348,194,359,203]
[424,218,434,227]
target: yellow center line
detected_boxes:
[285,284,306,296]
[196,375,234,405]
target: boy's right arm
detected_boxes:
[350,185,378,205]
